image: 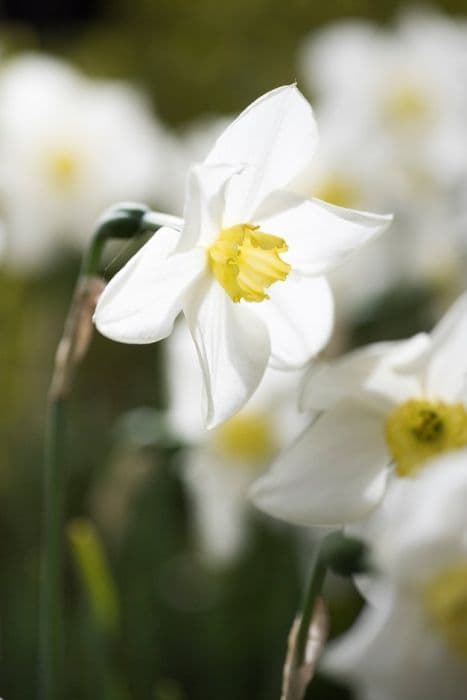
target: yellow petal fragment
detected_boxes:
[213,412,277,466]
[382,83,431,127]
[424,564,467,659]
[314,173,361,209]
[47,148,79,188]
[208,223,290,303]
[385,399,467,477]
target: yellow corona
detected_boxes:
[385,399,467,477]
[208,223,290,303]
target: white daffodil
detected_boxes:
[94,85,391,427]
[166,319,308,564]
[251,290,467,526]
[323,450,467,700]
[0,53,170,269]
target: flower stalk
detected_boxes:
[39,203,168,699]
[281,532,369,700]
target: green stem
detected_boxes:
[40,399,66,700]
[294,541,328,667]
[293,531,371,668]
[39,201,169,699]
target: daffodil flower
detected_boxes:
[323,450,467,700]
[251,291,467,525]
[94,85,391,427]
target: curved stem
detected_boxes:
[141,210,183,232]
[39,202,169,698]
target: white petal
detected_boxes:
[165,319,206,442]
[251,275,334,369]
[255,191,392,275]
[424,291,467,401]
[324,587,467,700]
[94,226,205,343]
[302,334,430,413]
[205,85,319,221]
[183,277,270,428]
[183,448,252,564]
[176,163,243,252]
[250,401,389,526]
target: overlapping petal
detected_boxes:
[176,163,243,252]
[94,226,205,343]
[423,291,467,402]
[250,401,390,525]
[251,274,334,369]
[183,277,270,429]
[302,334,430,412]
[254,190,392,275]
[205,85,319,222]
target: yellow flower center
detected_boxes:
[385,399,467,477]
[314,173,361,209]
[382,84,431,128]
[47,149,79,188]
[208,223,290,303]
[213,413,276,466]
[424,564,467,659]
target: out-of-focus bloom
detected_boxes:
[0,54,170,268]
[166,320,308,564]
[323,450,467,700]
[251,291,467,525]
[301,12,467,188]
[298,11,467,312]
[95,85,391,427]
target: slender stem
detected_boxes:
[294,542,328,667]
[39,202,167,698]
[40,399,66,700]
[141,210,183,232]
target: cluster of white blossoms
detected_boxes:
[94,75,467,697]
[298,10,467,312]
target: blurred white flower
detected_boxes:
[324,450,467,700]
[301,11,467,188]
[251,290,467,526]
[298,11,467,312]
[0,53,170,269]
[95,84,391,427]
[166,319,308,565]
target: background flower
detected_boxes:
[324,450,467,700]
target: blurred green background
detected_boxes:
[0,0,464,698]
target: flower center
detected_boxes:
[424,564,467,659]
[385,399,467,477]
[382,84,431,128]
[213,412,276,466]
[47,148,79,188]
[208,223,290,303]
[314,173,360,209]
